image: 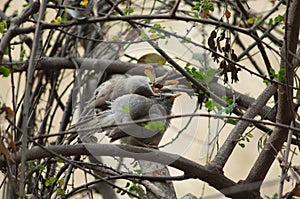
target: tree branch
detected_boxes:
[0,143,258,198]
[210,83,277,170]
[0,1,40,63]
[244,0,300,189]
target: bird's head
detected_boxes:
[154,93,180,113]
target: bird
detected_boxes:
[87,74,155,110]
[77,93,178,147]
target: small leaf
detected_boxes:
[20,49,26,61]
[139,31,149,40]
[226,118,239,125]
[247,133,254,138]
[22,3,29,7]
[56,157,64,163]
[80,0,88,7]
[0,139,13,161]
[247,17,255,25]
[122,106,130,113]
[239,143,245,148]
[201,10,209,18]
[205,100,221,112]
[143,121,165,132]
[134,169,142,174]
[124,8,134,16]
[296,90,300,100]
[125,182,130,188]
[268,18,273,26]
[274,15,284,23]
[144,64,156,83]
[56,188,65,196]
[278,68,286,83]
[192,53,205,61]
[225,9,231,19]
[38,164,45,171]
[51,17,62,23]
[0,21,7,34]
[263,79,271,86]
[6,131,16,153]
[138,53,166,65]
[58,178,64,186]
[0,64,14,77]
[45,176,56,187]
[191,2,201,11]
[112,36,119,41]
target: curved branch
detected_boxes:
[0,1,40,62]
[0,143,256,198]
[245,0,300,188]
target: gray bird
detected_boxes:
[78,93,178,147]
[87,74,155,110]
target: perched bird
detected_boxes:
[87,74,155,110]
[78,93,178,147]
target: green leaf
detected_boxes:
[207,2,214,11]
[239,143,245,148]
[224,104,235,114]
[45,176,56,187]
[138,53,166,65]
[0,66,11,77]
[134,169,142,174]
[37,164,45,171]
[192,53,205,61]
[143,121,165,132]
[278,68,286,83]
[205,99,221,112]
[153,23,162,28]
[56,188,65,196]
[247,17,255,25]
[22,3,29,7]
[56,157,64,163]
[139,31,149,40]
[0,21,7,34]
[247,133,254,138]
[4,47,9,55]
[124,8,134,15]
[112,36,119,41]
[263,79,271,86]
[194,13,199,18]
[226,118,239,125]
[58,178,64,186]
[185,65,216,82]
[267,18,273,26]
[191,2,201,11]
[20,49,26,61]
[204,67,216,82]
[296,90,300,100]
[122,106,130,113]
[125,182,130,188]
[274,15,284,23]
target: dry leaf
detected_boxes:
[163,79,179,86]
[6,132,17,153]
[201,10,209,18]
[225,9,231,19]
[0,139,14,162]
[138,53,166,65]
[4,106,14,120]
[144,64,156,83]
